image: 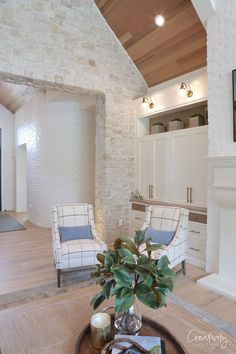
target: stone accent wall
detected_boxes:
[0,0,147,241]
[207,0,236,272]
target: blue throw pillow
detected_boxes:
[145,228,175,246]
[59,225,93,242]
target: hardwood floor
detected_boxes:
[0,212,53,295]
[0,213,236,353]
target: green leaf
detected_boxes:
[106,249,118,262]
[123,257,136,266]
[121,287,132,296]
[111,283,123,296]
[90,292,106,310]
[157,255,170,269]
[138,262,157,276]
[118,248,134,258]
[135,284,162,309]
[134,229,146,246]
[137,254,149,265]
[104,254,113,271]
[112,268,132,287]
[102,279,115,299]
[157,277,174,292]
[120,238,140,256]
[144,243,164,252]
[118,248,136,264]
[159,267,175,278]
[115,293,135,312]
[143,274,153,288]
[96,253,105,264]
[156,286,168,296]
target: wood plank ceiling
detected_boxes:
[95,0,206,87]
[0,82,39,114]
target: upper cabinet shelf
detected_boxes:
[137,100,208,138]
[135,68,208,138]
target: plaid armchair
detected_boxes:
[52,203,107,287]
[142,205,189,273]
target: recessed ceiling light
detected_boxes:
[155,14,165,27]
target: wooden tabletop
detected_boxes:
[75,314,187,353]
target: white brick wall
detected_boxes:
[0,0,147,240]
[0,105,15,211]
[207,0,236,272]
[15,93,96,227]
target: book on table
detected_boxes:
[111,335,166,354]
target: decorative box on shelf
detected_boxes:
[168,119,184,131]
[189,114,205,128]
[151,122,165,134]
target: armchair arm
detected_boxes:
[164,208,189,251]
[52,208,62,266]
[88,204,101,241]
[141,205,152,231]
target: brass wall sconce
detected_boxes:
[142,96,155,109]
[179,82,193,97]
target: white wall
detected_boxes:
[208,1,236,156]
[206,0,236,272]
[15,92,95,227]
[16,144,27,212]
[135,67,207,118]
[0,105,15,211]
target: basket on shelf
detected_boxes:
[151,122,165,134]
[168,119,184,131]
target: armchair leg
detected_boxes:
[181,260,186,275]
[57,269,61,288]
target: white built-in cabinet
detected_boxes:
[189,128,208,207]
[138,139,154,200]
[154,135,168,201]
[136,125,208,208]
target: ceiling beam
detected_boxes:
[191,0,216,28]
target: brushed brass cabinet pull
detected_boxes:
[150,185,154,199]
[187,187,189,203]
[189,247,200,252]
[190,187,193,203]
[148,185,154,199]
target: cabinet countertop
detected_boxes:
[130,198,207,214]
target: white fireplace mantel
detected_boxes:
[198,155,236,300]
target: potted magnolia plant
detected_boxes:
[90,230,175,335]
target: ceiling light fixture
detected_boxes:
[155,14,165,27]
[142,96,155,109]
[179,82,193,98]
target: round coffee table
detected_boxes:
[75,315,188,353]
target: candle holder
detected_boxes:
[90,312,111,349]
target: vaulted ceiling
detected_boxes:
[95,0,206,87]
[0,82,39,114]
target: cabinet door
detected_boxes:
[189,127,208,207]
[138,139,154,199]
[169,131,189,205]
[154,135,168,201]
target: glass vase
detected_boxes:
[114,302,142,335]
